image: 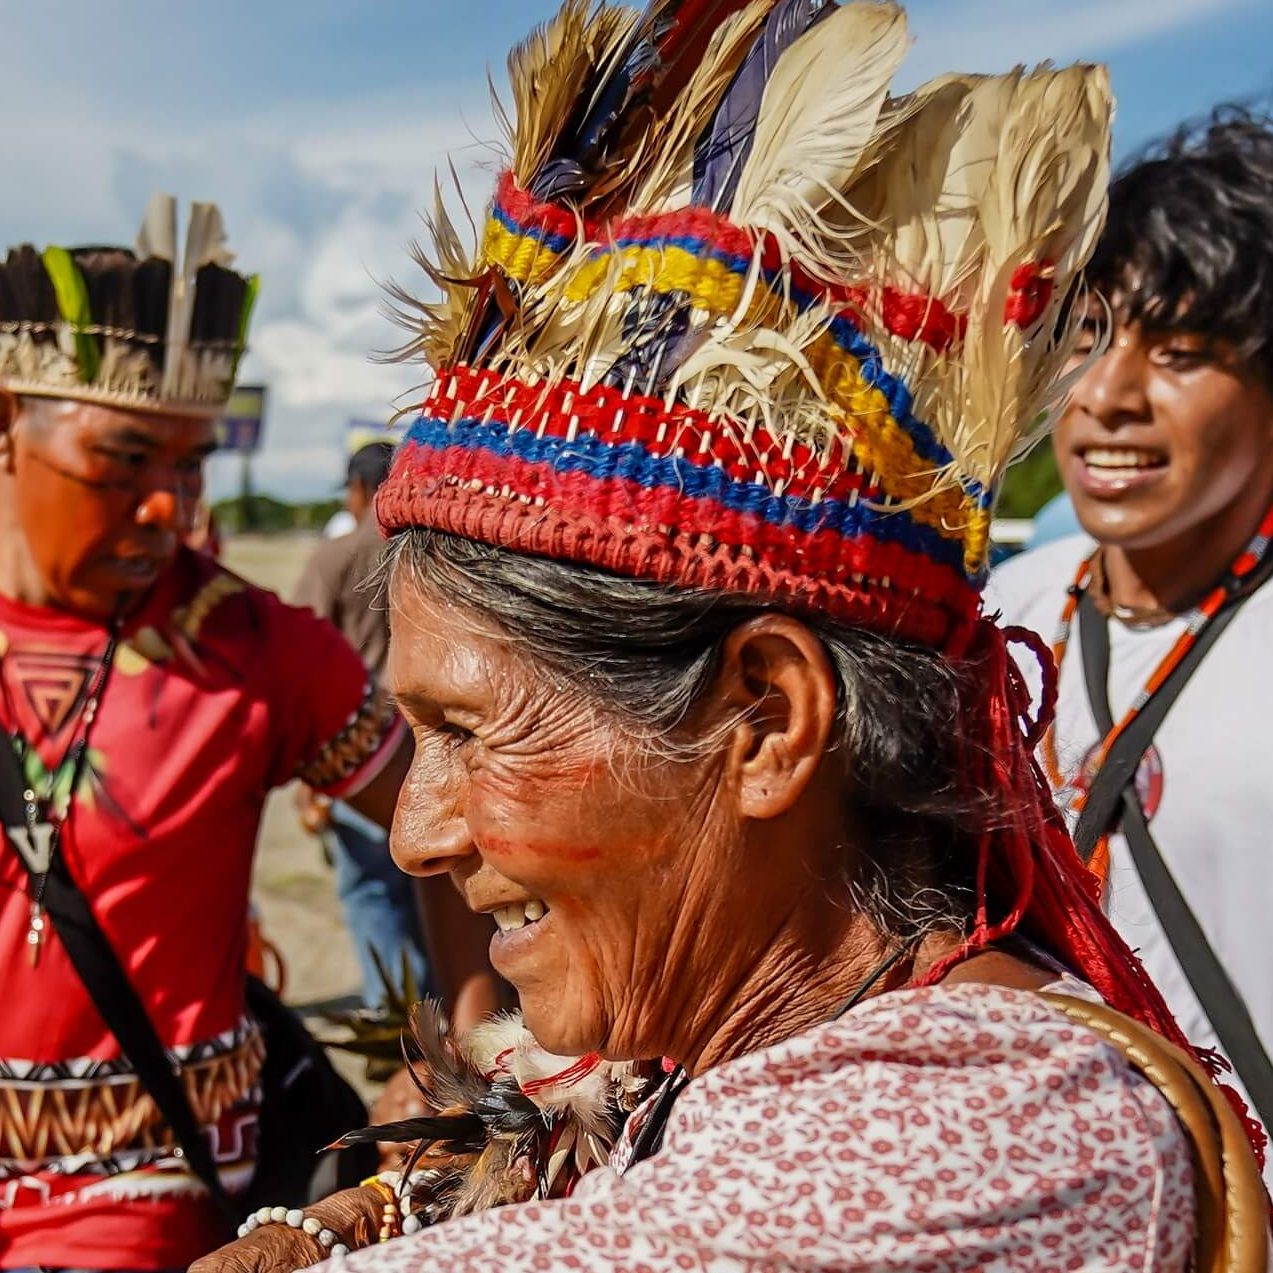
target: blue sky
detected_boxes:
[2,0,1270,500]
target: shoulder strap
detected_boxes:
[0,733,238,1231]
[1119,791,1273,1132]
[1073,589,1243,859]
[1043,993,1269,1273]
[1071,583,1273,1131]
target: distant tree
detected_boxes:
[212,496,344,533]
[996,441,1063,519]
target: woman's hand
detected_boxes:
[190,1186,381,1273]
[189,1221,317,1273]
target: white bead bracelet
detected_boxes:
[236,1204,350,1261]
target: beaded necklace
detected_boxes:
[1041,502,1273,876]
[1,624,119,965]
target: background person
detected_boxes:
[990,108,1273,1141]
[0,201,492,1272]
[295,442,431,1008]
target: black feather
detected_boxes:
[327,1112,486,1151]
[71,248,138,334]
[533,8,672,201]
[190,263,247,347]
[132,258,173,347]
[0,246,58,328]
[693,0,834,211]
[603,288,691,394]
[473,1082,545,1134]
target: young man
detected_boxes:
[295,442,430,1007]
[990,112,1273,1133]
[0,201,491,1270]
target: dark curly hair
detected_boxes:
[1088,105,1273,383]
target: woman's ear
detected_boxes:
[710,614,839,820]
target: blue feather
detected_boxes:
[693,0,835,211]
[532,0,757,203]
[531,10,673,201]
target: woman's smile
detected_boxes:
[486,901,555,974]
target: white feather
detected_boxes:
[730,0,909,250]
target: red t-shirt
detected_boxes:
[0,548,405,1269]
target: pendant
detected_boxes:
[10,819,54,875]
[26,904,46,967]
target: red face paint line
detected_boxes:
[479,833,603,863]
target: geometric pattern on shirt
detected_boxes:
[296,678,398,791]
[7,649,98,738]
[0,1017,258,1083]
[0,1021,264,1166]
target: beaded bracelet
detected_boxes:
[363,1169,439,1241]
[237,1204,351,1260]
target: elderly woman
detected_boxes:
[199,1,1266,1269]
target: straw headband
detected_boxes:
[0,194,256,416]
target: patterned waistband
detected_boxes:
[0,1021,264,1176]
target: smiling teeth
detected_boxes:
[1084,448,1163,469]
[493,900,548,933]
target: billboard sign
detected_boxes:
[217,385,268,453]
[346,416,403,453]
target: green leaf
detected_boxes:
[20,746,47,790]
[41,247,101,384]
[232,274,260,381]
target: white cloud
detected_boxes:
[1,0,1263,501]
[0,62,500,498]
[899,0,1251,84]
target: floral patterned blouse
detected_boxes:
[337,981,1194,1272]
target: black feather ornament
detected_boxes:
[326,1113,486,1153]
[536,0,757,204]
[0,247,58,330]
[190,263,248,348]
[330,999,648,1227]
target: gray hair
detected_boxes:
[384,528,985,938]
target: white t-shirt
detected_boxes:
[987,534,1273,1133]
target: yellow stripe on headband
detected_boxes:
[810,337,978,553]
[564,243,749,314]
[482,218,565,287]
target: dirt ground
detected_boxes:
[221,534,369,1079]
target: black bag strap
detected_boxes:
[1073,588,1244,859]
[1118,790,1273,1131]
[0,734,239,1231]
[1072,587,1273,1131]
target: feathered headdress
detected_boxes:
[0,193,257,418]
[377,0,1111,652]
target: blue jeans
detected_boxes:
[328,803,432,1006]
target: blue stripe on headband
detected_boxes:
[404,413,967,573]
[490,200,575,257]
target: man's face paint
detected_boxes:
[6,397,218,618]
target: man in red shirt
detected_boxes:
[0,198,492,1271]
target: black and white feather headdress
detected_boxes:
[0,193,257,417]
